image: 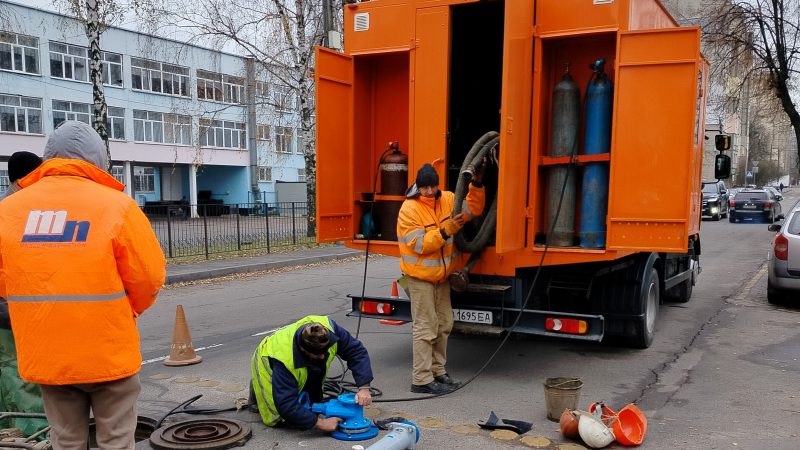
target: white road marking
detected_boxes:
[251,327,280,337]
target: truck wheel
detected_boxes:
[631,267,659,349]
[670,249,696,303]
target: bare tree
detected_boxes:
[704,0,800,175]
[53,0,128,169]
[150,0,328,237]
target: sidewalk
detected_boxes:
[165,245,363,284]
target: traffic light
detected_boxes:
[715,153,731,179]
[715,134,731,151]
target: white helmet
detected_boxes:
[576,410,615,448]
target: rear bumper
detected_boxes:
[768,258,800,291]
[348,294,605,342]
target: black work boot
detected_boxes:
[434,373,461,387]
[410,380,452,394]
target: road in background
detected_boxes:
[135,189,800,449]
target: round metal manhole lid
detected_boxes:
[149,418,252,450]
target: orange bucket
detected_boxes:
[612,403,647,446]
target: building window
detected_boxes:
[297,168,306,182]
[257,124,270,141]
[0,32,39,74]
[199,119,246,149]
[131,57,190,97]
[0,94,42,134]
[275,126,293,153]
[197,70,245,104]
[133,166,155,192]
[106,106,125,140]
[133,110,191,145]
[102,51,123,87]
[273,85,292,112]
[111,165,125,184]
[0,169,8,194]
[255,80,269,98]
[49,42,88,82]
[258,166,272,182]
[52,100,90,129]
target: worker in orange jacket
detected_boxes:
[0,121,166,449]
[397,162,485,394]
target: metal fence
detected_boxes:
[145,202,313,258]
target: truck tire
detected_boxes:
[669,247,696,303]
[630,267,660,348]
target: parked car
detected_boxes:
[765,186,784,201]
[767,205,799,304]
[729,189,783,223]
[701,180,729,220]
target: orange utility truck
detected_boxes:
[316,0,725,348]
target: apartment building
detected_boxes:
[0,0,306,213]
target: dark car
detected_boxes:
[701,180,729,220]
[729,189,782,223]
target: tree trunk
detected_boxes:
[292,0,316,237]
[86,0,110,170]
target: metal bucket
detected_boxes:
[543,377,583,421]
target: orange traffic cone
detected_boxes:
[163,304,202,366]
[380,281,407,326]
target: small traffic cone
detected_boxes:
[163,304,202,366]
[380,281,407,326]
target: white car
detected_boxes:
[767,204,800,304]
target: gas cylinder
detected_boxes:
[546,68,580,246]
[580,59,613,248]
[379,149,408,196]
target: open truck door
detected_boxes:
[607,27,703,253]
[315,47,354,242]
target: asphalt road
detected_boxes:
[135,190,800,450]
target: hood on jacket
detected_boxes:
[18,158,124,192]
[44,121,108,170]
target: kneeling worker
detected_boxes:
[250,315,373,432]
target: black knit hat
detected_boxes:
[299,323,332,355]
[8,151,42,183]
[415,163,439,188]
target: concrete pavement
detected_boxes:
[165,245,363,284]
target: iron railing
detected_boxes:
[144,202,313,258]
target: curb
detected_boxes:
[165,250,363,285]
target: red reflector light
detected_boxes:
[360,300,394,315]
[765,201,772,209]
[545,317,588,335]
[775,234,789,261]
[729,199,735,207]
[379,319,408,326]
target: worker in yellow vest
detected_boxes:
[250,316,373,431]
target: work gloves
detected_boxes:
[441,212,467,239]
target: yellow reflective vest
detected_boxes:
[250,315,337,426]
[396,184,485,283]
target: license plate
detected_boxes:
[743,204,757,209]
[453,309,492,324]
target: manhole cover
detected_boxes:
[149,418,252,449]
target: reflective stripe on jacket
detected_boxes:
[0,158,166,385]
[396,184,485,283]
[250,315,338,426]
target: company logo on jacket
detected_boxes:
[22,210,90,243]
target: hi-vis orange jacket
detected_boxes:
[0,158,166,385]
[396,184,485,283]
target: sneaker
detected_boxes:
[434,373,461,386]
[410,380,452,394]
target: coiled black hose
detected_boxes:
[453,131,499,254]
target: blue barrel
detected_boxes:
[580,60,614,248]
